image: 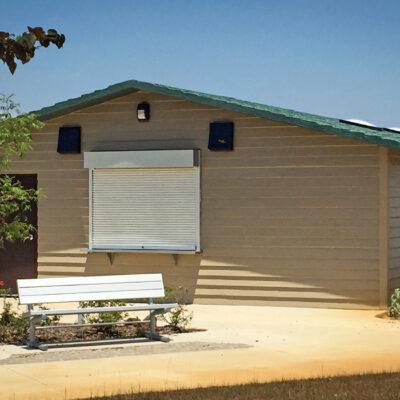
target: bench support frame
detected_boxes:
[25,300,175,350]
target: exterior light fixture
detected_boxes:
[137,102,150,121]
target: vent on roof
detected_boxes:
[383,127,400,133]
[57,126,81,154]
[208,122,234,151]
[339,119,382,131]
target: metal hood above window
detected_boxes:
[84,149,199,169]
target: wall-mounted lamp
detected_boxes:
[137,102,150,122]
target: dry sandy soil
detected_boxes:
[1,304,400,400]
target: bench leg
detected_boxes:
[149,312,157,335]
[28,316,36,346]
[145,311,170,343]
[27,316,48,350]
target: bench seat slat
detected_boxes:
[29,303,178,316]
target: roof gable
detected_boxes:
[34,79,400,149]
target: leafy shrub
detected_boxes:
[160,305,193,332]
[0,281,27,343]
[77,288,196,335]
[389,288,400,318]
[78,300,158,336]
[0,301,28,344]
[160,287,194,332]
[79,300,129,333]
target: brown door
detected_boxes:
[0,174,38,292]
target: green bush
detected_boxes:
[160,288,194,332]
[0,283,28,343]
[79,300,129,329]
[160,305,193,332]
[0,301,28,344]
[79,289,195,335]
[389,288,400,318]
[0,293,60,343]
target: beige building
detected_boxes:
[2,79,400,309]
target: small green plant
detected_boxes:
[79,300,129,326]
[0,306,28,345]
[160,305,193,332]
[0,282,28,343]
[389,288,400,318]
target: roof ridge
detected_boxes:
[33,79,400,149]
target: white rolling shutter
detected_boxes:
[90,167,200,251]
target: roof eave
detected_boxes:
[32,79,400,149]
[35,83,139,121]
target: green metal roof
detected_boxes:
[34,79,400,149]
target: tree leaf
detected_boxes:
[0,95,42,247]
[0,26,64,75]
[5,53,16,74]
[28,26,45,40]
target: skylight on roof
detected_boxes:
[339,118,382,131]
[384,127,400,133]
[345,119,376,127]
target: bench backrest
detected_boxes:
[17,273,165,305]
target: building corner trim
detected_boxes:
[379,147,389,307]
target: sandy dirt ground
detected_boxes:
[1,304,400,400]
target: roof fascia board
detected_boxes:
[33,80,400,149]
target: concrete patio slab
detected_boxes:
[1,304,400,400]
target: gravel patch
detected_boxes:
[0,341,251,365]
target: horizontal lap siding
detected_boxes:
[389,150,400,292]
[8,91,381,308]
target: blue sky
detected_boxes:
[1,0,399,126]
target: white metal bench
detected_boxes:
[17,273,178,350]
